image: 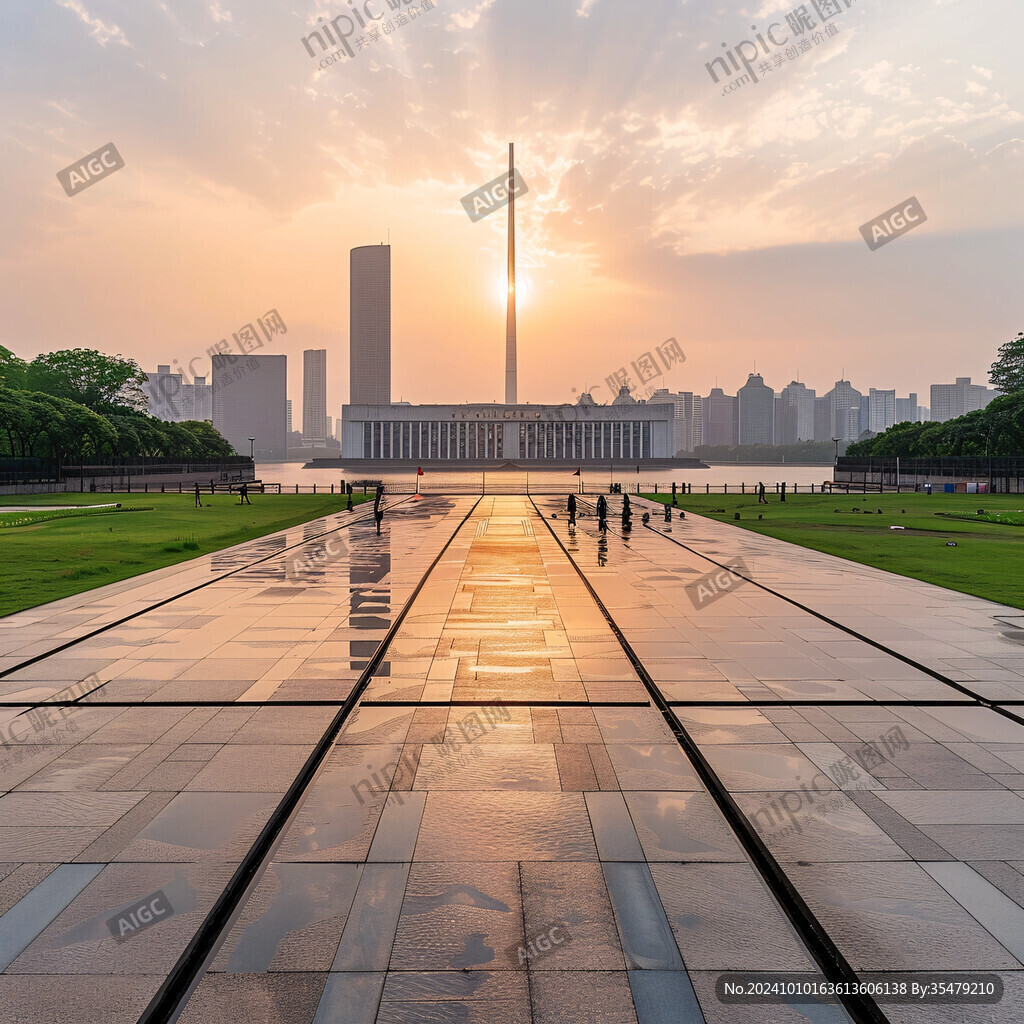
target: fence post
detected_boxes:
[296,484,299,494]
[706,483,709,494]
[331,484,334,494]
[742,482,745,494]
[314,484,317,494]
[724,484,728,494]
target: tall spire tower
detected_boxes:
[504,142,517,405]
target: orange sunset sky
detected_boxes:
[1,0,1022,427]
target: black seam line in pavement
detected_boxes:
[359,699,652,708]
[0,697,987,710]
[531,497,890,1024]
[135,497,481,1024]
[0,496,412,686]
[637,518,1024,730]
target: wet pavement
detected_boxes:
[0,494,1021,1022]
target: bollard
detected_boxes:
[734,512,740,520]
[296,484,299,494]
[706,483,709,494]
[742,482,745,494]
[331,484,334,494]
[724,484,728,494]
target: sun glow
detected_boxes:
[493,271,532,309]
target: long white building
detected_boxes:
[341,395,674,461]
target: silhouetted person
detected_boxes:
[671,482,678,507]
[621,493,632,531]
[596,494,608,533]
[194,482,202,508]
[210,479,216,494]
[239,483,251,505]
[567,493,577,527]
[373,484,385,535]
[345,485,353,512]
[780,481,787,502]
[758,481,768,504]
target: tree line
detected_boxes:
[849,334,1024,458]
[0,346,234,463]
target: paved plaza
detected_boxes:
[0,494,1022,1023]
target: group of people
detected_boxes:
[565,492,633,534]
[192,479,387,535]
[193,480,250,507]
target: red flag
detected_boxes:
[417,466,424,476]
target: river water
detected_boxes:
[256,462,834,492]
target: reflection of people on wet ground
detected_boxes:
[758,481,768,504]
[194,482,202,508]
[621,493,632,531]
[641,511,650,525]
[239,483,251,505]
[597,534,608,567]
[373,484,385,535]
[663,502,672,522]
[596,494,608,533]
[567,493,577,527]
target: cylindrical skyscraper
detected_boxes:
[505,143,517,405]
[350,244,391,405]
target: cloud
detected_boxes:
[54,0,131,47]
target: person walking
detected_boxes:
[373,484,385,536]
[621,492,632,531]
[567,493,577,528]
[238,482,251,505]
[758,481,768,504]
[596,494,608,533]
[194,482,202,508]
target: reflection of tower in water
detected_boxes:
[349,522,391,672]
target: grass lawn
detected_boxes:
[0,491,371,618]
[642,491,1024,610]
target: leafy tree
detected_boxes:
[25,348,148,412]
[178,420,235,458]
[990,332,1024,395]
[0,346,28,389]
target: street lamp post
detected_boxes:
[248,437,255,465]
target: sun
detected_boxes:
[493,271,532,309]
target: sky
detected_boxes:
[1,0,1022,430]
